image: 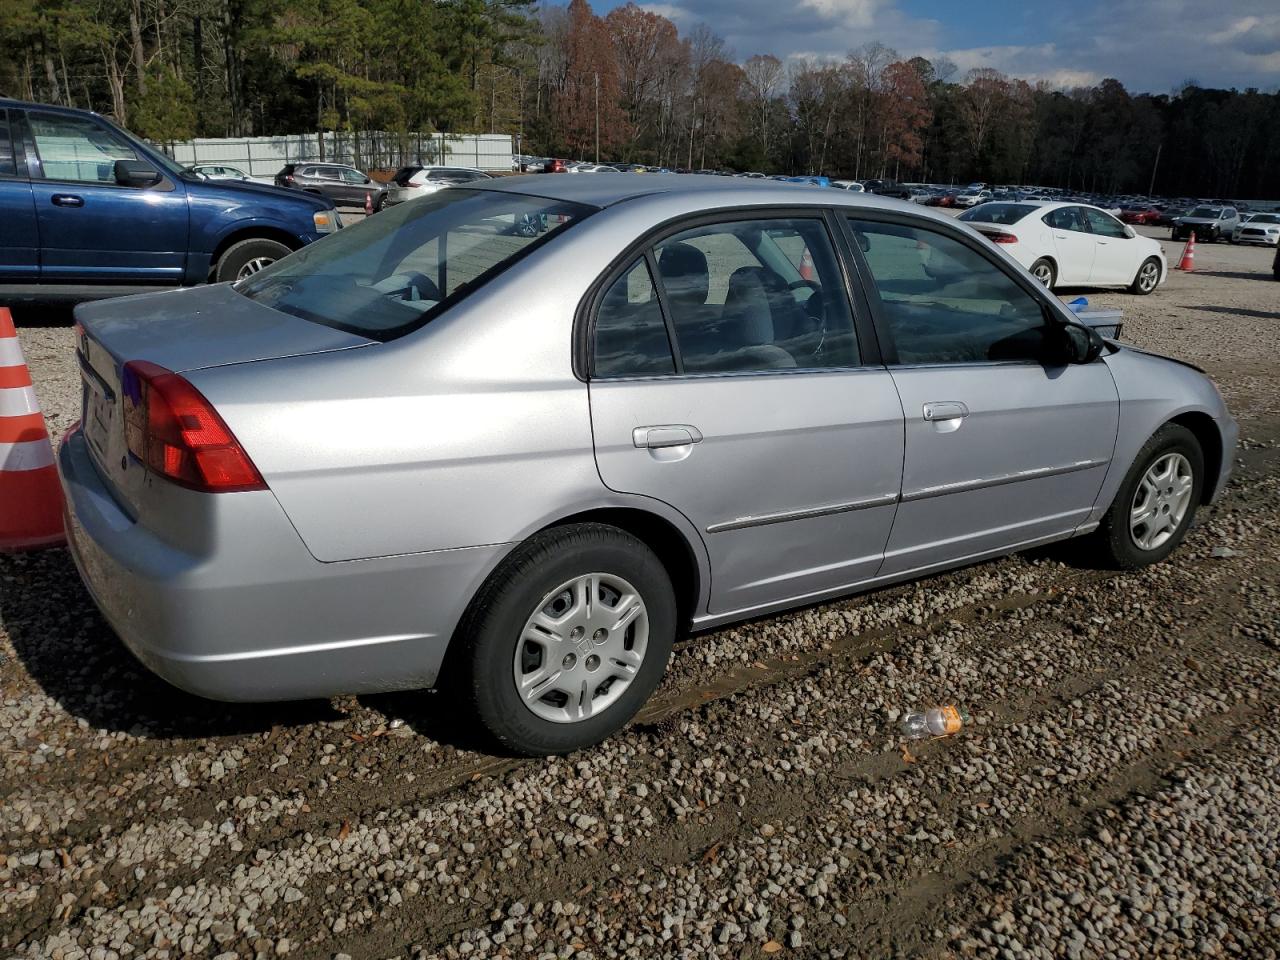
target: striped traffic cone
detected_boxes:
[1177,232,1196,271]
[0,307,65,551]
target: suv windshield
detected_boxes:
[958,203,1035,225]
[235,188,592,340]
[1188,207,1222,218]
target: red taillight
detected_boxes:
[122,360,265,493]
[985,231,1018,243]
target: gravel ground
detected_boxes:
[3,236,1279,959]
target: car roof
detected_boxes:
[472,173,947,214]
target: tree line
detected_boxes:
[3,0,1278,197]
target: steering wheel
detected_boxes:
[787,278,820,292]
[394,271,442,302]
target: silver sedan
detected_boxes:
[60,176,1237,755]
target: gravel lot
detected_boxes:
[3,230,1278,959]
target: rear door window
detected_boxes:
[0,110,16,177]
[593,258,676,377]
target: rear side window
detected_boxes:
[593,259,675,377]
[958,203,1035,225]
[0,111,15,176]
[236,188,592,340]
[849,218,1049,365]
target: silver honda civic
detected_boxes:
[60,176,1237,755]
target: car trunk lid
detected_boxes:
[74,283,374,516]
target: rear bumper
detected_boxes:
[59,430,507,702]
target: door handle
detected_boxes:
[51,194,84,207]
[922,402,968,422]
[632,424,703,449]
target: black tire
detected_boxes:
[1129,256,1161,295]
[455,523,676,756]
[1088,424,1204,570]
[214,238,292,283]
[1029,257,1056,289]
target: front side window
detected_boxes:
[593,258,675,378]
[650,218,859,373]
[849,218,1050,365]
[236,188,591,340]
[0,110,15,177]
[341,168,367,183]
[1083,208,1127,238]
[28,111,137,183]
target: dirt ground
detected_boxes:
[2,228,1278,960]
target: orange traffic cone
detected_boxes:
[364,192,373,216]
[1177,232,1196,271]
[0,307,65,552]
[799,247,816,281]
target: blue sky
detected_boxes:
[591,0,1280,93]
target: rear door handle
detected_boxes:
[922,402,968,422]
[51,194,84,207]
[632,424,703,449]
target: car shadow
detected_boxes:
[1194,270,1274,282]
[5,303,78,327]
[1191,304,1280,321]
[0,548,344,739]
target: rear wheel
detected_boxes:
[456,523,676,755]
[1029,257,1056,289]
[1087,424,1203,569]
[1129,257,1161,295]
[213,238,292,283]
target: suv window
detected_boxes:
[235,189,590,341]
[1083,208,1128,238]
[849,218,1050,365]
[28,110,138,183]
[0,110,15,177]
[340,168,367,183]
[650,217,859,373]
[593,258,676,377]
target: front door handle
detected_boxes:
[633,424,703,449]
[51,194,84,207]
[922,402,968,422]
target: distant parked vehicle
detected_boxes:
[381,166,492,207]
[542,159,570,173]
[1120,206,1162,226]
[958,201,1167,295]
[568,164,620,174]
[1171,206,1239,243]
[1232,213,1280,246]
[831,179,864,191]
[954,189,993,208]
[1273,244,1279,279]
[861,179,911,199]
[186,163,272,186]
[275,162,381,208]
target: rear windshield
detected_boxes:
[958,203,1035,225]
[234,188,593,341]
[390,165,422,184]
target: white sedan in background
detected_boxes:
[958,201,1167,295]
[381,166,492,207]
[186,163,274,185]
[831,179,864,191]
[954,189,993,208]
[1233,213,1280,246]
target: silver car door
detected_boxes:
[588,214,905,619]
[846,214,1119,577]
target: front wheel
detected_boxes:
[456,523,676,755]
[1087,424,1204,569]
[1130,257,1161,295]
[214,238,292,283]
[1029,257,1056,289]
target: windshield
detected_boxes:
[235,188,593,340]
[958,203,1035,225]
[1188,207,1222,218]
[1248,214,1280,224]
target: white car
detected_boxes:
[382,166,492,207]
[567,163,619,173]
[1232,213,1280,246]
[958,201,1167,295]
[831,180,864,192]
[954,189,993,208]
[187,163,273,186]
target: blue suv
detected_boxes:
[0,99,340,302]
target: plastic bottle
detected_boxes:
[899,705,970,740]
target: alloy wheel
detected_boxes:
[513,573,649,724]
[1137,261,1159,292]
[1130,452,1194,551]
[236,257,275,280]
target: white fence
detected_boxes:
[162,131,515,176]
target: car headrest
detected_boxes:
[657,241,709,306]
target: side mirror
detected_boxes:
[1050,321,1105,365]
[1124,226,1136,239]
[115,159,161,188]
[363,176,372,184]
